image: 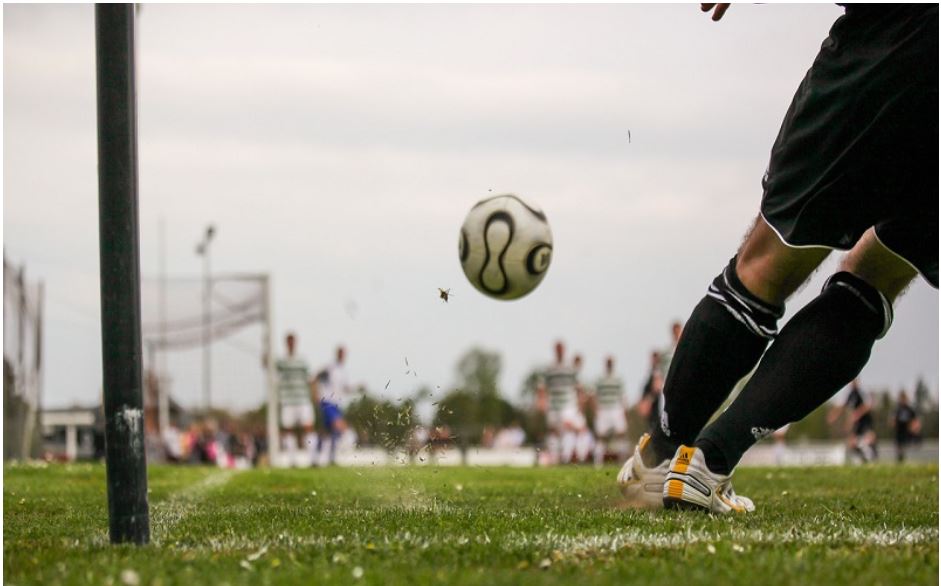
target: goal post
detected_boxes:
[263,275,280,467]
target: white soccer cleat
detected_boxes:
[617,433,670,509]
[662,445,755,514]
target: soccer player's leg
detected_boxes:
[647,215,827,467]
[611,410,630,463]
[329,412,350,466]
[863,428,879,462]
[544,410,562,465]
[680,230,918,512]
[300,403,317,468]
[280,404,300,467]
[574,410,594,464]
[622,217,824,509]
[594,439,607,468]
[591,410,609,466]
[560,425,577,465]
[846,431,863,464]
[575,428,594,464]
[661,4,935,511]
[595,409,629,466]
[319,400,344,466]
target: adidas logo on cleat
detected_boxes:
[675,446,695,468]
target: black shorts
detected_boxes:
[760,4,938,288]
[852,416,874,438]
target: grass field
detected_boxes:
[4,462,938,585]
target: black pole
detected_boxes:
[96,3,150,545]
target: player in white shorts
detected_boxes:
[536,341,586,464]
[276,332,317,467]
[572,352,595,463]
[593,356,629,466]
[315,345,356,466]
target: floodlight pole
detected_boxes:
[95,3,150,545]
[157,218,170,435]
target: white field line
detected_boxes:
[77,470,238,548]
[16,467,240,548]
[150,470,237,544]
[159,525,938,554]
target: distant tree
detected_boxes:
[412,385,433,403]
[434,389,476,435]
[519,368,542,400]
[909,378,938,438]
[914,377,932,412]
[516,367,548,444]
[346,392,416,452]
[239,403,268,432]
[789,403,840,441]
[433,348,522,452]
[920,404,939,438]
[456,348,501,398]
[872,388,893,439]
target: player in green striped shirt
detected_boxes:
[592,356,629,466]
[536,341,587,464]
[276,332,317,467]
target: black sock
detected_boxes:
[696,272,892,474]
[647,257,783,465]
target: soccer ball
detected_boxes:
[458,193,553,300]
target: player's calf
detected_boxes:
[695,270,896,476]
[649,255,786,464]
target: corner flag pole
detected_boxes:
[95,3,150,545]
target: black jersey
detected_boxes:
[845,386,874,433]
[845,387,864,410]
[894,404,918,440]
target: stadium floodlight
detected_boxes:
[196,224,217,411]
[95,3,150,545]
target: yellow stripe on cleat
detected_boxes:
[719,493,745,513]
[638,433,651,453]
[666,479,684,499]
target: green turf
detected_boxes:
[4,462,938,585]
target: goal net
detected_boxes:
[140,273,280,463]
[4,256,44,460]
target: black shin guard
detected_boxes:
[696,272,892,474]
[648,258,784,464]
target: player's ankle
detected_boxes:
[646,431,676,467]
[695,438,732,475]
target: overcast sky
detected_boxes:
[4,3,938,415]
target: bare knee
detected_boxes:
[840,229,917,303]
[735,216,830,306]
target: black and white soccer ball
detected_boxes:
[458,193,553,300]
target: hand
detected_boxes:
[701,3,731,21]
[636,398,651,418]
